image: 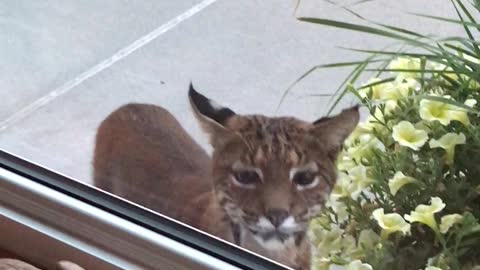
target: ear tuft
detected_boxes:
[312,105,360,153]
[188,83,236,126]
[313,105,360,125]
[188,83,240,148]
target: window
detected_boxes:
[1,1,466,270]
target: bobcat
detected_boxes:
[93,85,359,269]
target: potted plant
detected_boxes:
[293,1,480,269]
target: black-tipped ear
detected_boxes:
[312,105,360,153]
[188,83,239,147]
[188,83,236,127]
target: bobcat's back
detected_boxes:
[93,103,212,224]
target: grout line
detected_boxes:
[0,0,218,132]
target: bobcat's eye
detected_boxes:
[232,170,261,188]
[292,171,318,190]
[290,162,320,191]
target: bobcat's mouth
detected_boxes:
[247,216,305,250]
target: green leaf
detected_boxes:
[409,12,480,29]
[297,17,438,52]
[365,68,467,74]
[473,0,480,12]
[357,77,395,90]
[451,0,480,55]
[348,0,376,6]
[276,59,385,111]
[337,47,440,60]
[326,58,371,115]
[338,5,426,38]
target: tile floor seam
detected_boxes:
[0,0,219,133]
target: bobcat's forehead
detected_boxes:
[225,115,316,165]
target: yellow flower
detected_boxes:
[448,106,471,125]
[348,229,380,260]
[433,63,459,82]
[349,165,373,188]
[345,122,376,147]
[425,267,443,270]
[439,214,463,234]
[348,165,374,199]
[357,229,380,251]
[309,225,344,257]
[388,171,418,196]
[325,197,349,223]
[389,57,422,79]
[312,258,331,270]
[366,108,388,128]
[358,77,416,113]
[372,208,411,239]
[346,260,373,270]
[419,97,470,126]
[381,78,415,100]
[342,234,358,256]
[337,152,357,172]
[331,172,351,199]
[359,78,392,100]
[347,134,385,163]
[392,121,429,150]
[429,133,466,165]
[404,197,446,232]
[309,224,359,263]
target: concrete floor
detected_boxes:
[0,0,464,185]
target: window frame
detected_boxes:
[0,149,290,270]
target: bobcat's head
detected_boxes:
[189,84,359,250]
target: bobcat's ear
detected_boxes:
[311,106,360,155]
[189,83,239,147]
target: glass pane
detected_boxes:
[1,1,468,269]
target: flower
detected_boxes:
[342,234,358,256]
[465,98,477,108]
[348,165,374,199]
[347,229,381,260]
[381,78,415,101]
[392,121,429,150]
[389,57,422,79]
[337,152,357,172]
[419,98,450,125]
[326,198,350,224]
[346,260,373,270]
[358,77,416,112]
[372,208,411,238]
[331,172,352,199]
[429,133,466,165]
[448,105,471,126]
[419,97,470,126]
[439,214,463,234]
[312,257,332,270]
[308,224,345,257]
[345,122,376,147]
[404,197,446,232]
[357,229,380,249]
[347,134,385,163]
[359,78,392,100]
[425,267,443,270]
[388,171,418,195]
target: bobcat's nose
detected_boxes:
[265,208,289,228]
